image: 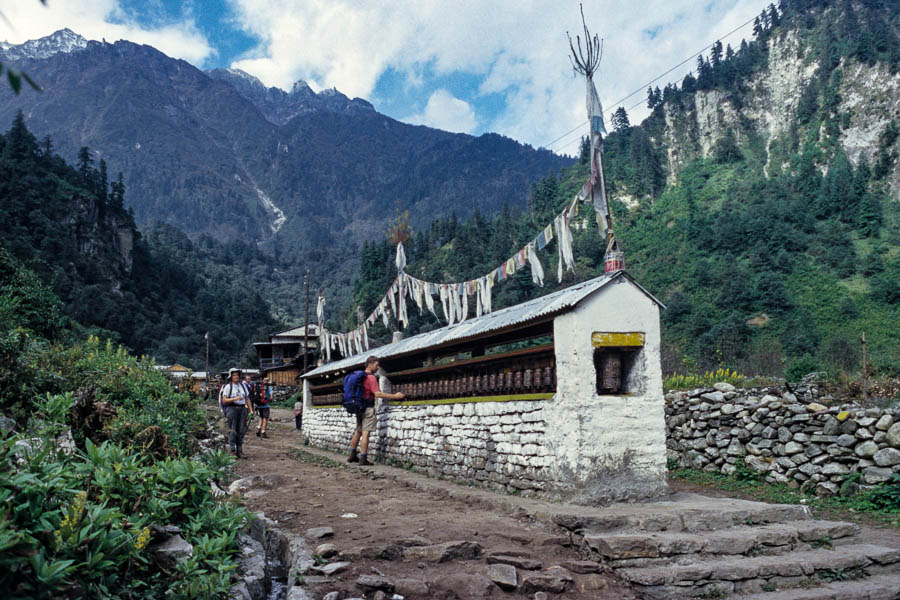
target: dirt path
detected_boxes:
[225,407,635,600]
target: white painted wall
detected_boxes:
[545,278,667,503]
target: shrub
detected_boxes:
[785,354,820,383]
[0,394,249,599]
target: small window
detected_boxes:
[592,332,645,395]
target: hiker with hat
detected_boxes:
[254,377,273,439]
[219,368,253,458]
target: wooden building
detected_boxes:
[253,324,319,371]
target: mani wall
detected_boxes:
[665,383,900,496]
[302,276,669,505]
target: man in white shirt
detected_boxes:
[219,368,254,458]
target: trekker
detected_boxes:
[347,356,404,466]
[293,399,303,431]
[255,377,272,438]
[220,368,253,458]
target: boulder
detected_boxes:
[873,448,900,467]
[429,573,495,599]
[713,382,736,393]
[394,579,429,598]
[486,553,541,570]
[227,474,287,496]
[305,526,334,540]
[315,543,338,558]
[875,415,894,431]
[863,467,894,485]
[520,569,573,594]
[356,574,395,593]
[855,441,879,458]
[886,423,900,448]
[561,560,600,574]
[312,561,350,576]
[405,540,482,563]
[701,391,725,403]
[149,534,193,569]
[487,563,517,591]
[806,403,828,412]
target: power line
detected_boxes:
[543,11,760,152]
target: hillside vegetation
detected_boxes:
[344,0,899,379]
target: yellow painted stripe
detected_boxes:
[309,393,554,409]
[592,332,645,347]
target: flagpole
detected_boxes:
[303,270,310,373]
[205,332,210,399]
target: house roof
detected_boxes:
[272,324,320,338]
[303,271,662,379]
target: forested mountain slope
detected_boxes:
[0,114,276,369]
[343,0,899,377]
[0,31,570,253]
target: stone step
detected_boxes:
[569,497,812,535]
[586,520,860,561]
[621,543,900,599]
[732,574,900,600]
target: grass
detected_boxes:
[670,467,900,528]
[288,447,345,469]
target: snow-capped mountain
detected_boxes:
[0,28,88,61]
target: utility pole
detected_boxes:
[861,332,868,403]
[205,331,210,399]
[303,270,310,373]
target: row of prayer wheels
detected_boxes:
[394,365,555,400]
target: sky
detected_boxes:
[1,0,770,155]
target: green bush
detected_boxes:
[785,354,821,383]
[0,394,249,599]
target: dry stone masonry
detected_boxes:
[303,400,550,492]
[665,382,900,496]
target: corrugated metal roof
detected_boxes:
[273,324,319,338]
[303,271,661,379]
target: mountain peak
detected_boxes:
[0,28,88,61]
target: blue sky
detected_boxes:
[5,0,769,154]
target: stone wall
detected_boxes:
[665,383,900,496]
[303,399,550,494]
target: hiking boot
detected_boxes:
[261,432,268,439]
[358,453,372,466]
[256,429,261,437]
[230,447,236,456]
[347,448,359,463]
[235,449,242,458]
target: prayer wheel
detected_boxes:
[601,352,622,393]
[505,371,513,391]
[514,371,522,390]
[523,369,533,390]
[488,373,497,392]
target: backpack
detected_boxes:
[250,382,262,406]
[342,370,368,415]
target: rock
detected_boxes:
[487,563,517,591]
[486,553,541,570]
[784,441,803,455]
[713,382,736,392]
[886,423,900,448]
[405,541,482,563]
[356,574,395,593]
[286,587,313,600]
[534,593,549,600]
[312,561,350,576]
[701,391,725,403]
[396,535,432,547]
[306,526,334,540]
[822,417,840,436]
[721,404,736,415]
[574,574,610,593]
[806,403,827,412]
[856,428,874,440]
[429,573,495,599]
[875,415,894,431]
[561,560,599,574]
[836,434,857,447]
[863,467,894,485]
[0,415,16,433]
[873,448,900,467]
[840,419,859,435]
[395,579,429,597]
[836,411,851,422]
[778,427,793,443]
[322,593,340,600]
[227,474,286,496]
[821,462,850,475]
[726,439,744,456]
[855,441,879,458]
[315,543,338,558]
[816,482,839,496]
[149,534,193,569]
[520,569,573,594]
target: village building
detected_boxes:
[254,324,318,370]
[301,271,667,504]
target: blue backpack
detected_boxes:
[342,370,368,415]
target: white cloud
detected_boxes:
[0,0,213,65]
[406,89,477,134]
[225,0,765,151]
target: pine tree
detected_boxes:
[611,107,630,132]
[857,191,882,237]
[681,72,697,93]
[753,16,763,38]
[3,111,38,160]
[646,86,655,110]
[767,4,780,28]
[77,146,93,184]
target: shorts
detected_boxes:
[257,407,270,419]
[355,406,376,432]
